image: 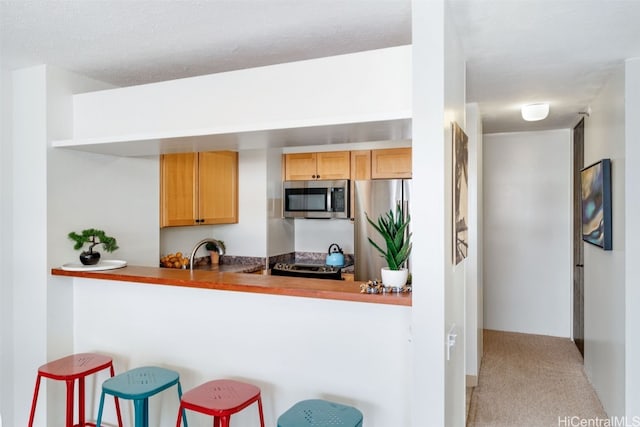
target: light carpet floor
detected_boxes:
[466,330,607,427]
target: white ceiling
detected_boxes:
[2,0,640,135]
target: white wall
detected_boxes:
[625,58,640,419]
[0,65,14,426]
[412,0,467,425]
[71,46,411,142]
[12,66,50,427]
[465,103,483,382]
[8,64,160,426]
[44,66,125,424]
[293,220,354,254]
[484,130,572,338]
[443,5,467,425]
[73,277,412,427]
[583,64,626,417]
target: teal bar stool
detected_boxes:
[278,399,363,427]
[96,366,187,427]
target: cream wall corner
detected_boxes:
[624,57,640,419]
[583,64,625,417]
[412,0,468,426]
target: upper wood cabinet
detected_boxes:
[350,150,371,218]
[160,151,238,227]
[284,151,350,180]
[350,150,372,181]
[371,148,412,179]
[198,151,238,224]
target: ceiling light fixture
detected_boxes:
[521,103,550,121]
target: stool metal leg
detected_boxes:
[109,364,124,427]
[132,398,149,427]
[176,381,188,427]
[27,374,43,427]
[175,403,185,427]
[95,391,107,427]
[257,396,265,427]
[65,378,75,427]
[78,376,86,426]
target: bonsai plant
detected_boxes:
[68,228,119,265]
[365,203,412,288]
[205,240,225,265]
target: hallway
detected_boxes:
[466,330,607,426]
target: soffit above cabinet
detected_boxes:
[51,46,412,157]
[52,118,412,157]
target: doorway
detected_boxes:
[573,118,585,357]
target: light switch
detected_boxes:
[447,324,457,361]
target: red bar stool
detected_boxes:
[28,352,123,427]
[176,379,265,427]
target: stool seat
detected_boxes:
[28,353,123,427]
[102,366,180,399]
[37,353,114,380]
[97,366,185,427]
[177,379,265,427]
[278,399,363,427]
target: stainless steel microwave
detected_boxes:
[283,180,349,219]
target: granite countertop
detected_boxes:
[174,255,265,274]
[193,263,264,274]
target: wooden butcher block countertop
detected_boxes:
[51,265,411,307]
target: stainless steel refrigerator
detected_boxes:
[354,179,411,281]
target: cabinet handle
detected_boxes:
[316,174,320,179]
[312,175,316,179]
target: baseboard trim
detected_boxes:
[466,375,478,387]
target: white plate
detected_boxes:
[60,260,127,271]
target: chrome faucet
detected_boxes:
[189,238,225,270]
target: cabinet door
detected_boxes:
[350,150,371,218]
[371,148,412,179]
[198,151,238,224]
[350,150,371,181]
[284,153,317,180]
[316,151,350,180]
[160,153,198,227]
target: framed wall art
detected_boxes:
[581,158,612,250]
[452,122,469,265]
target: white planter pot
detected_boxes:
[381,267,409,288]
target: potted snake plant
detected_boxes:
[365,203,412,288]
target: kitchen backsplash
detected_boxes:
[190,254,266,268]
[268,251,354,268]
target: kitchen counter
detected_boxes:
[66,265,412,427]
[50,264,411,306]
